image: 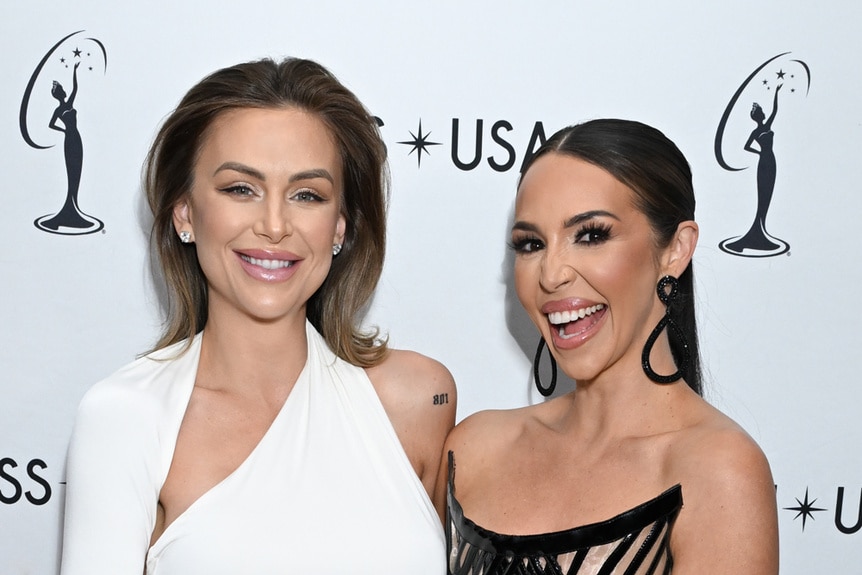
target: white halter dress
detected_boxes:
[61,321,445,574]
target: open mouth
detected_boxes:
[547,304,605,340]
[239,254,295,270]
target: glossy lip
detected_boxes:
[235,248,302,283]
[541,297,607,351]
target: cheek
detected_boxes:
[587,259,631,289]
[189,196,226,234]
[587,239,659,291]
[513,257,539,309]
[188,205,243,275]
[295,209,342,246]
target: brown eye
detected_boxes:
[574,223,612,245]
[510,236,544,254]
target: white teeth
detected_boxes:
[547,304,605,325]
[241,255,294,270]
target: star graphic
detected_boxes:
[398,120,442,168]
[60,57,65,63]
[762,79,768,85]
[73,48,82,57]
[784,488,827,531]
[776,69,786,79]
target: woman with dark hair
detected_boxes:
[61,58,455,574]
[438,119,778,574]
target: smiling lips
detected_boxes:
[240,254,294,270]
[544,302,606,348]
[236,250,301,281]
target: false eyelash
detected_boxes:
[292,189,326,202]
[219,184,255,196]
[508,235,544,254]
[574,222,612,245]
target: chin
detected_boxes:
[555,357,607,384]
[236,301,300,323]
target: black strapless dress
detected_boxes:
[447,453,682,575]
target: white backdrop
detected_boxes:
[2,1,860,573]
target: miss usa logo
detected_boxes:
[380,118,549,173]
[779,485,862,535]
[20,30,107,235]
[714,52,810,258]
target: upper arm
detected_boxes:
[432,417,471,523]
[61,385,159,575]
[432,409,509,523]
[368,351,456,512]
[670,430,779,574]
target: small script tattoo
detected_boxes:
[432,393,449,406]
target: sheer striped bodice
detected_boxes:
[446,453,682,575]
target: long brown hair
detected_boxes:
[145,58,388,366]
[520,119,702,395]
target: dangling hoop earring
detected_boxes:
[641,275,690,384]
[533,337,557,397]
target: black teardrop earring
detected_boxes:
[641,275,690,384]
[533,337,558,397]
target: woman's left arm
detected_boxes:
[368,351,456,517]
[670,429,779,574]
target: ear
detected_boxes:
[661,220,698,278]
[172,197,194,240]
[334,213,346,247]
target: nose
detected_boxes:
[254,196,292,243]
[539,244,576,292]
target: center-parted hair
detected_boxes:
[145,57,388,367]
[520,119,702,395]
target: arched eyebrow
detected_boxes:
[512,210,619,233]
[562,210,620,228]
[289,168,334,184]
[213,163,334,184]
[214,162,265,180]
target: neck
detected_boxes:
[561,340,690,441]
[196,302,310,401]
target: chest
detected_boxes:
[159,389,283,525]
[149,461,445,575]
[149,381,445,574]
[458,437,673,535]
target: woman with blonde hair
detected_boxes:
[62,58,455,574]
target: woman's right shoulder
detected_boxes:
[443,404,541,470]
[75,341,196,427]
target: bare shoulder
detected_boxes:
[669,406,772,484]
[443,402,547,489]
[445,406,525,456]
[366,348,456,411]
[365,349,456,500]
[668,403,779,574]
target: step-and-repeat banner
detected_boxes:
[2,2,859,573]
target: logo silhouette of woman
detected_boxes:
[42,61,90,230]
[724,83,783,252]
